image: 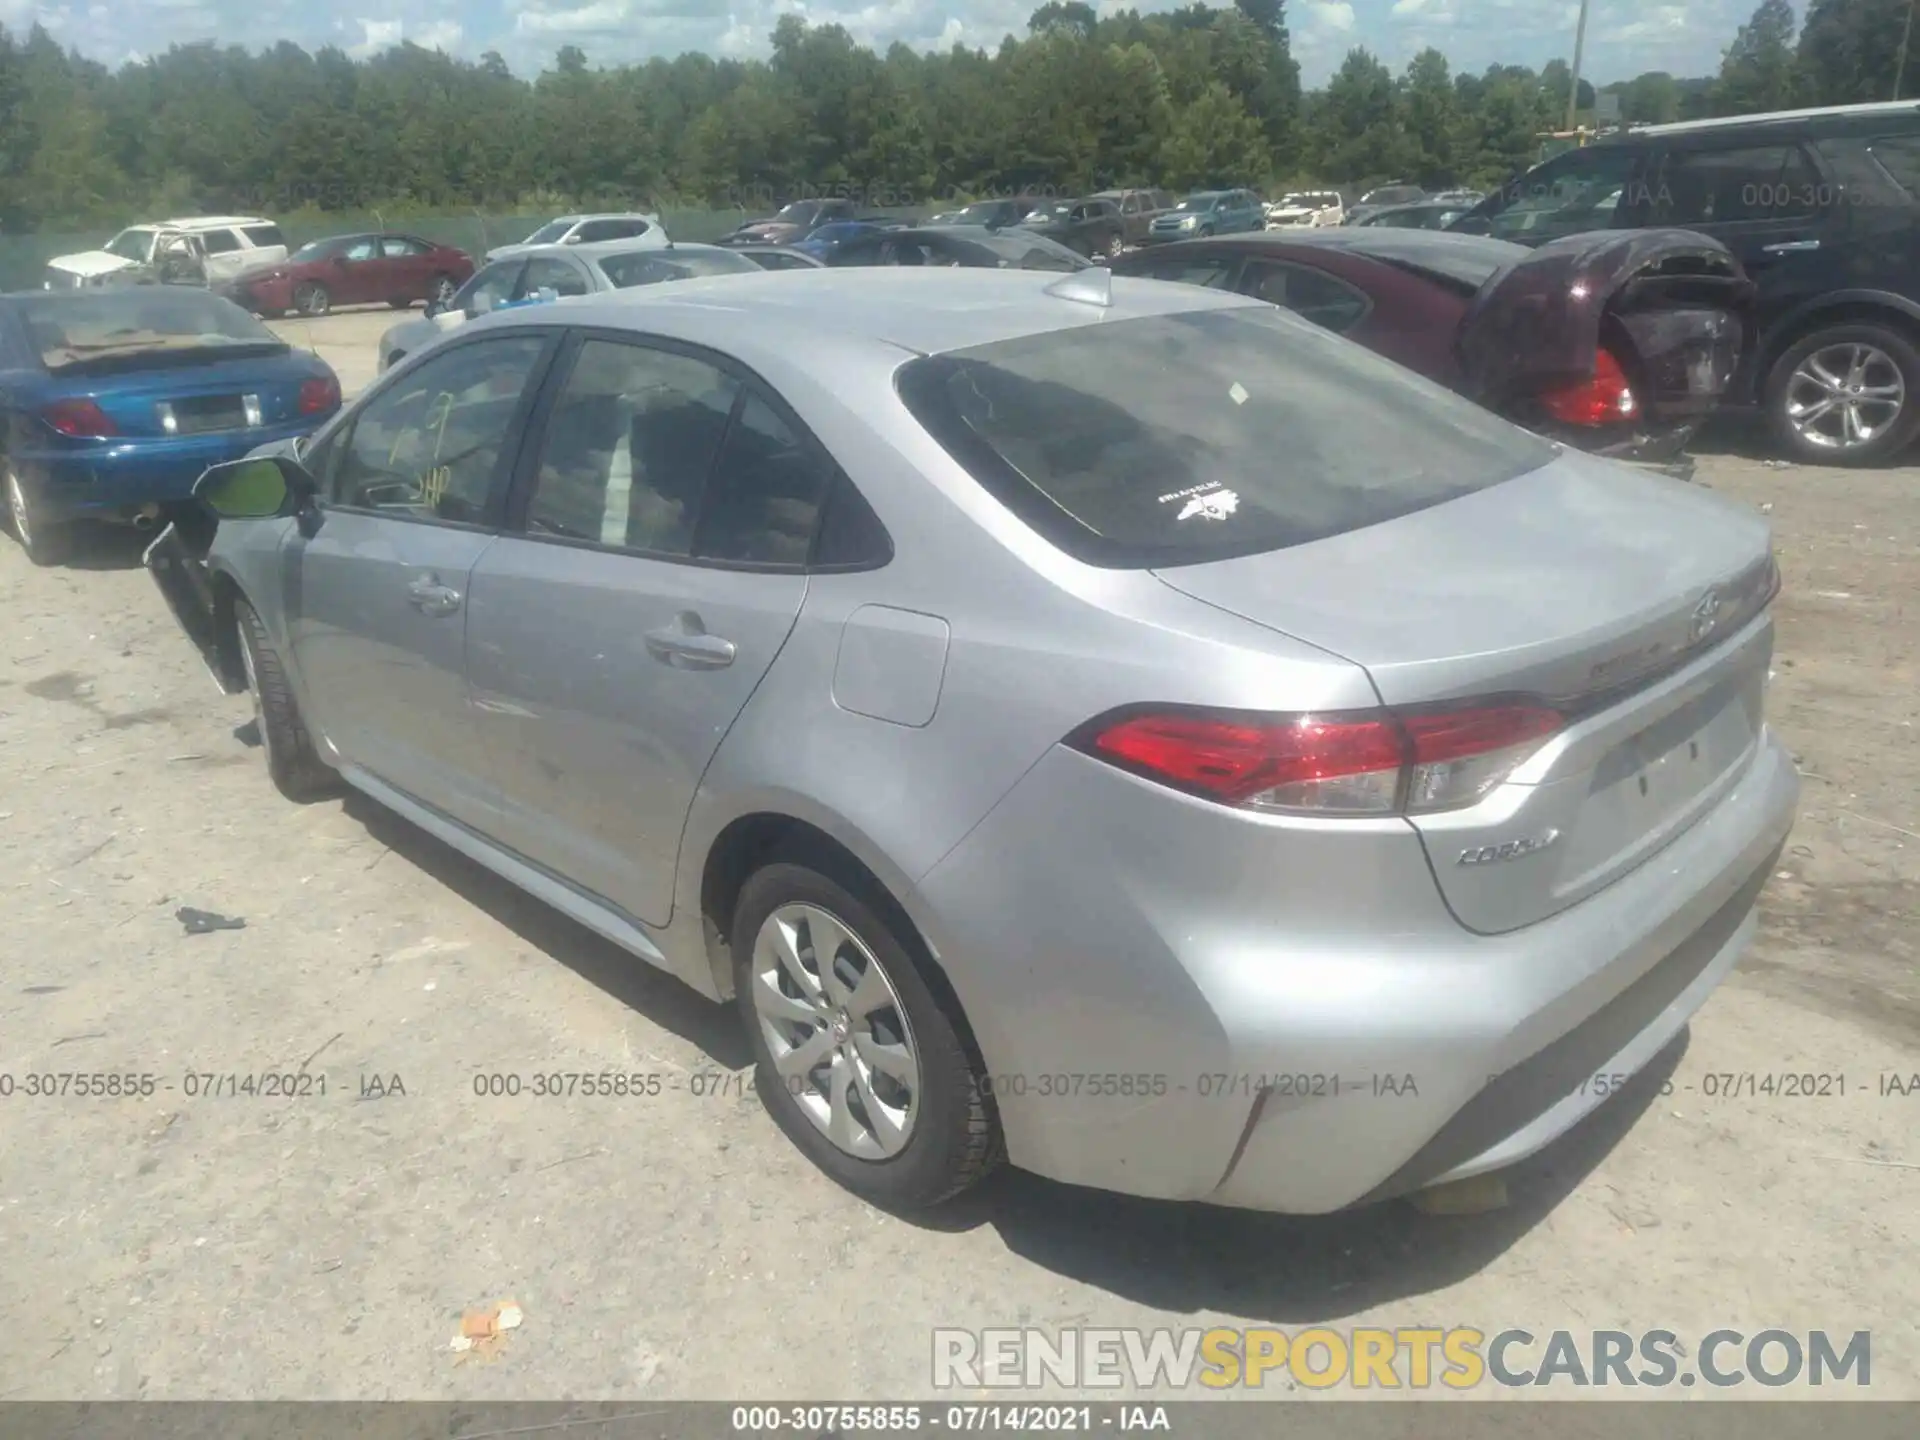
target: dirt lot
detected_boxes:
[0,305,1915,1400]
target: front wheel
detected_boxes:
[293,282,331,318]
[4,462,75,566]
[732,860,1002,1211]
[235,597,341,803]
[1765,322,1920,466]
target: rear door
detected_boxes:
[287,330,558,828]
[463,331,829,925]
[378,235,435,301]
[1627,132,1836,332]
[335,235,385,306]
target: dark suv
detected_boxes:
[1451,100,1920,465]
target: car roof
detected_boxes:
[158,216,271,230]
[479,267,1263,360]
[1176,228,1529,285]
[1633,98,1920,137]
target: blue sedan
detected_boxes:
[1,287,341,564]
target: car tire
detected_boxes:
[1198,225,1215,237]
[1764,321,1920,467]
[4,461,75,567]
[1102,232,1125,260]
[732,859,1002,1211]
[234,596,341,803]
[293,282,331,318]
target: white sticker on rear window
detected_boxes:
[1177,488,1240,521]
[1229,381,1249,405]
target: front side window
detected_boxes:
[896,305,1553,568]
[1474,145,1641,241]
[330,335,548,522]
[343,237,379,262]
[522,220,575,245]
[519,256,590,298]
[458,260,524,315]
[105,229,157,262]
[523,339,740,555]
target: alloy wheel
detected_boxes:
[749,902,921,1160]
[1784,342,1906,452]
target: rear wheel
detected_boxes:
[293,282,331,318]
[732,859,1001,1211]
[1765,321,1920,466]
[235,597,340,803]
[5,462,75,566]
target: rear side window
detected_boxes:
[1238,260,1370,334]
[896,305,1554,568]
[1130,255,1237,289]
[693,393,833,566]
[1649,144,1821,224]
[242,225,285,249]
[199,229,242,255]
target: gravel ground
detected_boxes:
[0,309,1914,1400]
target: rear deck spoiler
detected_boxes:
[1456,228,1757,422]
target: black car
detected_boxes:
[1451,98,1920,466]
[1344,183,1428,226]
[1017,197,1130,258]
[820,225,1089,272]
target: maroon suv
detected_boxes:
[221,232,475,318]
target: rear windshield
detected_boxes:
[21,289,283,371]
[895,305,1553,568]
[597,249,759,287]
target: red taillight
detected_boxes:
[1076,702,1563,815]
[41,397,117,437]
[1538,348,1637,427]
[298,375,340,414]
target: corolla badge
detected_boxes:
[1689,587,1723,644]
[1457,829,1561,866]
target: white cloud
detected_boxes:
[515,0,634,33]
[1391,0,1427,14]
[1303,0,1356,29]
[413,18,463,49]
[346,17,403,57]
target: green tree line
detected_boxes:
[0,0,1904,232]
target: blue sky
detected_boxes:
[0,0,1750,87]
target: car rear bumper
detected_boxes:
[915,723,1798,1213]
[13,420,325,524]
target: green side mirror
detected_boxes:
[194,456,309,520]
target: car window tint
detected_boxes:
[1651,144,1815,224]
[1865,134,1920,198]
[694,393,832,565]
[896,305,1553,568]
[1239,261,1369,333]
[525,339,740,556]
[331,336,546,522]
[520,256,590,297]
[1136,256,1237,288]
[1483,144,1640,240]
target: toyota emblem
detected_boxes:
[1689,587,1723,643]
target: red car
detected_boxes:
[1112,228,1755,476]
[220,232,475,318]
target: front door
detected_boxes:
[287,331,557,827]
[464,332,827,925]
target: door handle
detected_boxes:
[406,575,462,616]
[644,619,737,670]
[1761,239,1820,254]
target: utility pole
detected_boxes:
[1567,0,1592,132]
[1898,0,1917,100]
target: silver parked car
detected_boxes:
[376,240,765,374]
[145,268,1797,1214]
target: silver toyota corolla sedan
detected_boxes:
[144,268,1798,1214]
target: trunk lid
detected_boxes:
[51,351,309,439]
[1456,227,1756,453]
[1152,449,1779,933]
